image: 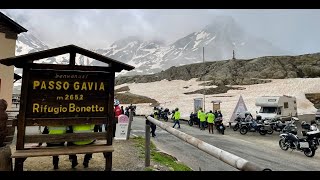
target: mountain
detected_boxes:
[98,16,288,76]
[12,15,289,79]
[115,52,320,86]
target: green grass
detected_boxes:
[133,136,192,171]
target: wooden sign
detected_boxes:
[25,69,111,118]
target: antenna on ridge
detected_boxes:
[232,50,236,60]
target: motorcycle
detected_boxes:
[215,117,225,135]
[279,131,319,157]
[233,115,246,131]
[239,119,268,135]
[263,118,287,135]
[188,112,199,126]
[159,108,170,122]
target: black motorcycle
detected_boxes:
[239,120,268,135]
[159,108,170,122]
[215,117,225,135]
[188,112,199,126]
[263,118,287,135]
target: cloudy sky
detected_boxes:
[3,9,320,55]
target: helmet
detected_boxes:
[311,120,316,125]
[154,107,157,110]
[175,108,179,111]
[301,121,306,125]
[114,99,120,106]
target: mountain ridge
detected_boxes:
[12,15,290,77]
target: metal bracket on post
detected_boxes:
[145,116,150,167]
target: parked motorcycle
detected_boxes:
[233,115,245,131]
[188,112,199,126]
[279,131,319,157]
[239,120,268,135]
[263,118,287,135]
[159,108,170,122]
[215,117,225,135]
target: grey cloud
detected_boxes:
[2,9,320,54]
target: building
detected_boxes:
[0,12,27,109]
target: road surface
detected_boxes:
[131,115,320,171]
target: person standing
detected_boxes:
[172,108,181,129]
[207,110,215,134]
[121,106,125,114]
[214,110,218,119]
[197,108,203,128]
[68,124,95,168]
[199,109,207,130]
[149,112,157,137]
[38,126,68,169]
[110,99,122,137]
[217,110,223,119]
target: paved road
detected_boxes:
[8,109,319,171]
[131,115,320,171]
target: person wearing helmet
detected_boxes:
[153,107,159,120]
[172,108,181,129]
[244,111,253,122]
[110,99,122,137]
[310,120,319,131]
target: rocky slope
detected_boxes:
[116,53,320,86]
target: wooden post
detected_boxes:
[104,152,112,171]
[106,71,115,171]
[145,119,150,167]
[69,52,76,66]
[126,110,133,140]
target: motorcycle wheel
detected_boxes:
[267,129,273,135]
[164,117,168,122]
[221,129,224,135]
[240,127,248,135]
[279,139,289,151]
[188,120,193,126]
[304,148,316,157]
[233,124,239,131]
[259,127,267,135]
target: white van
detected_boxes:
[255,95,297,121]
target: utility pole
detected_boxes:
[203,47,205,112]
[232,50,236,60]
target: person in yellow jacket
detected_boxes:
[197,108,203,128]
[68,124,95,168]
[199,110,207,130]
[172,108,181,129]
[206,110,215,134]
[38,126,68,169]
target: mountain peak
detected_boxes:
[203,16,238,33]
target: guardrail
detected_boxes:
[145,115,272,171]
